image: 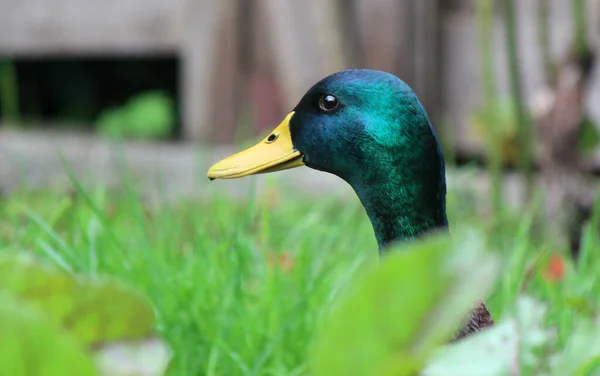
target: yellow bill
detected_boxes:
[207,112,305,180]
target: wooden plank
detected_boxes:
[260,0,348,109]
[0,0,184,56]
[208,0,241,143]
[307,0,348,73]
[248,0,286,135]
[0,127,350,202]
[356,0,405,74]
[0,127,538,212]
[355,0,440,121]
[336,0,363,66]
[260,0,319,108]
[412,0,441,124]
[180,0,227,141]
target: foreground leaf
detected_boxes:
[422,296,553,376]
[579,116,600,153]
[549,317,600,376]
[0,253,155,346]
[310,227,500,376]
[0,253,171,375]
[0,294,98,376]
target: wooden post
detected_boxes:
[336,0,363,66]
[208,0,241,143]
[307,0,348,73]
[181,0,227,141]
[356,0,441,123]
[250,2,286,135]
[413,0,441,125]
[260,0,348,109]
[357,0,405,74]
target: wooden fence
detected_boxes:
[1,0,599,157]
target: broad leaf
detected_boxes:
[96,91,174,140]
[0,293,98,376]
[0,253,155,346]
[310,227,500,376]
[550,317,600,376]
[0,253,171,375]
[579,116,600,153]
[422,296,553,376]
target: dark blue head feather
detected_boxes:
[289,69,448,249]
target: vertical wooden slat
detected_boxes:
[181,0,442,141]
[394,0,416,82]
[181,0,226,141]
[307,0,348,73]
[357,0,404,74]
[208,0,240,143]
[413,0,441,125]
[234,0,256,141]
[250,1,286,134]
[336,0,363,66]
[589,0,600,47]
[261,0,348,109]
[260,0,318,108]
[356,0,441,124]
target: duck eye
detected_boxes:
[318,94,339,113]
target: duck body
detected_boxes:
[208,69,493,340]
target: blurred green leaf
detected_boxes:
[422,296,553,376]
[0,253,156,346]
[549,317,600,376]
[469,98,521,164]
[95,107,125,139]
[309,227,500,376]
[96,91,174,140]
[124,91,174,137]
[0,253,171,375]
[0,293,98,376]
[579,116,600,153]
[470,98,519,138]
[0,59,20,125]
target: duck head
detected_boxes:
[208,69,448,249]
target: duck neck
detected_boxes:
[349,161,449,252]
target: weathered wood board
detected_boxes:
[0,0,599,157]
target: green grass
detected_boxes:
[0,180,377,375]
[1,173,600,375]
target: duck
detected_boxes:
[207,69,493,341]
